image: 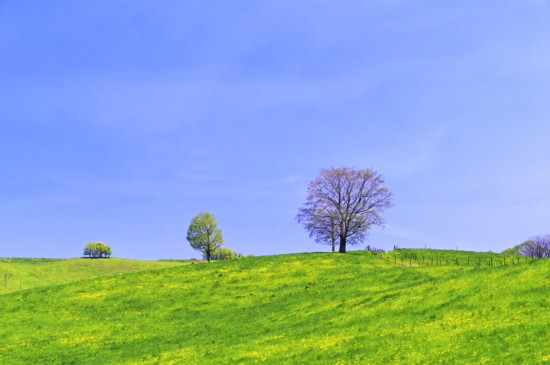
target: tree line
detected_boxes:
[186,167,393,260]
[83,242,112,258]
[186,165,549,260]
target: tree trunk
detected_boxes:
[206,244,212,262]
[331,238,335,252]
[339,235,347,253]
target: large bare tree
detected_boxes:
[297,167,393,253]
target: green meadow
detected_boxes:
[0,250,548,364]
[0,257,188,294]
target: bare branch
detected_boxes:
[519,235,550,258]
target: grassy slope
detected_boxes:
[0,250,548,364]
[0,258,189,294]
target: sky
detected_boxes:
[1,1,550,259]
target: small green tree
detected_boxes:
[103,245,112,258]
[95,242,107,257]
[186,212,223,262]
[84,242,97,257]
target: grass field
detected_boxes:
[0,250,548,364]
[0,257,189,294]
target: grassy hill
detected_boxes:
[0,257,189,294]
[0,250,548,364]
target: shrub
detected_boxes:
[518,235,550,258]
[203,247,242,261]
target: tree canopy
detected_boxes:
[83,242,112,258]
[186,212,224,262]
[297,167,393,253]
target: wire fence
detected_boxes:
[388,251,536,268]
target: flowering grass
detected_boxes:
[0,257,188,294]
[0,250,548,364]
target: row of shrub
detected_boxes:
[202,247,243,261]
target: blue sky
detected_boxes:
[1,1,549,259]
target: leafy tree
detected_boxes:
[83,242,112,258]
[205,247,242,261]
[83,242,95,257]
[297,167,393,253]
[103,245,112,258]
[95,242,107,257]
[186,212,224,262]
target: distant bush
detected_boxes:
[203,247,242,261]
[83,242,112,258]
[501,242,529,255]
[518,235,550,258]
